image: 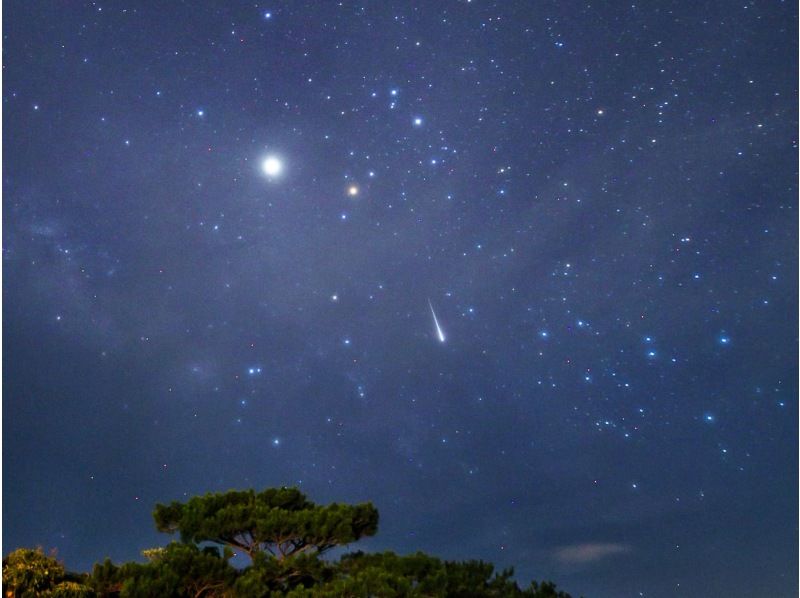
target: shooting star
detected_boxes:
[428,299,446,343]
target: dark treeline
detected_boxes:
[3,487,575,597]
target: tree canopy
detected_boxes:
[153,487,379,562]
[2,547,93,597]
[282,550,574,598]
[89,543,237,598]
[5,487,576,597]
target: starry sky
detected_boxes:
[3,2,798,597]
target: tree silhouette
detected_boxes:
[153,487,378,563]
[6,488,574,597]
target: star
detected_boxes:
[261,155,283,178]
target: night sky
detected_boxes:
[3,2,798,597]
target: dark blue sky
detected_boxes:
[3,2,797,596]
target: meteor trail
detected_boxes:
[428,299,446,343]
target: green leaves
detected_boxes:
[278,551,571,597]
[8,488,574,597]
[115,542,237,598]
[153,487,379,562]
[3,547,94,597]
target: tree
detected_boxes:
[3,547,64,596]
[282,551,575,597]
[233,552,333,597]
[116,542,236,598]
[88,558,126,596]
[89,543,236,598]
[3,547,93,597]
[11,487,575,597]
[153,487,378,563]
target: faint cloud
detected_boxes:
[555,542,631,564]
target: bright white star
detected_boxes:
[261,155,283,178]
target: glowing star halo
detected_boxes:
[261,155,283,178]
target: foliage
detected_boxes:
[232,552,333,597]
[88,558,126,596]
[89,542,236,597]
[140,547,166,562]
[49,580,96,597]
[10,488,575,597]
[284,551,574,597]
[153,487,379,562]
[3,547,94,597]
[3,547,65,596]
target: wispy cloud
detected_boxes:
[554,542,631,564]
